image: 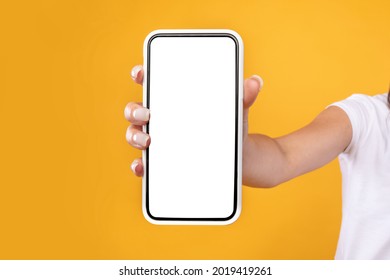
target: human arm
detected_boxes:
[242,106,352,187]
[125,65,352,188]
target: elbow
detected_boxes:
[242,177,283,189]
[242,167,292,188]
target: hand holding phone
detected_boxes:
[125,29,263,225]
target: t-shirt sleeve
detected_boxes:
[326,94,373,154]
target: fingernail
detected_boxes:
[251,75,264,90]
[133,132,150,147]
[124,106,131,119]
[131,65,142,80]
[133,107,150,122]
[131,161,138,173]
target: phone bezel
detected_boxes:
[142,29,243,225]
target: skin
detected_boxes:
[125,65,353,188]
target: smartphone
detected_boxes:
[142,29,243,225]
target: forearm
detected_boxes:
[242,107,352,188]
[242,134,290,188]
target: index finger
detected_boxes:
[130,65,144,85]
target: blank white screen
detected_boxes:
[147,35,237,219]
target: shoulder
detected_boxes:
[329,93,387,112]
[329,93,389,123]
[326,93,389,153]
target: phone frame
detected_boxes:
[142,29,243,225]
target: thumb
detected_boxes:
[243,75,263,125]
[244,75,263,110]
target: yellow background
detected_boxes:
[1,0,389,259]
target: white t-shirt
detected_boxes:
[327,93,390,259]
